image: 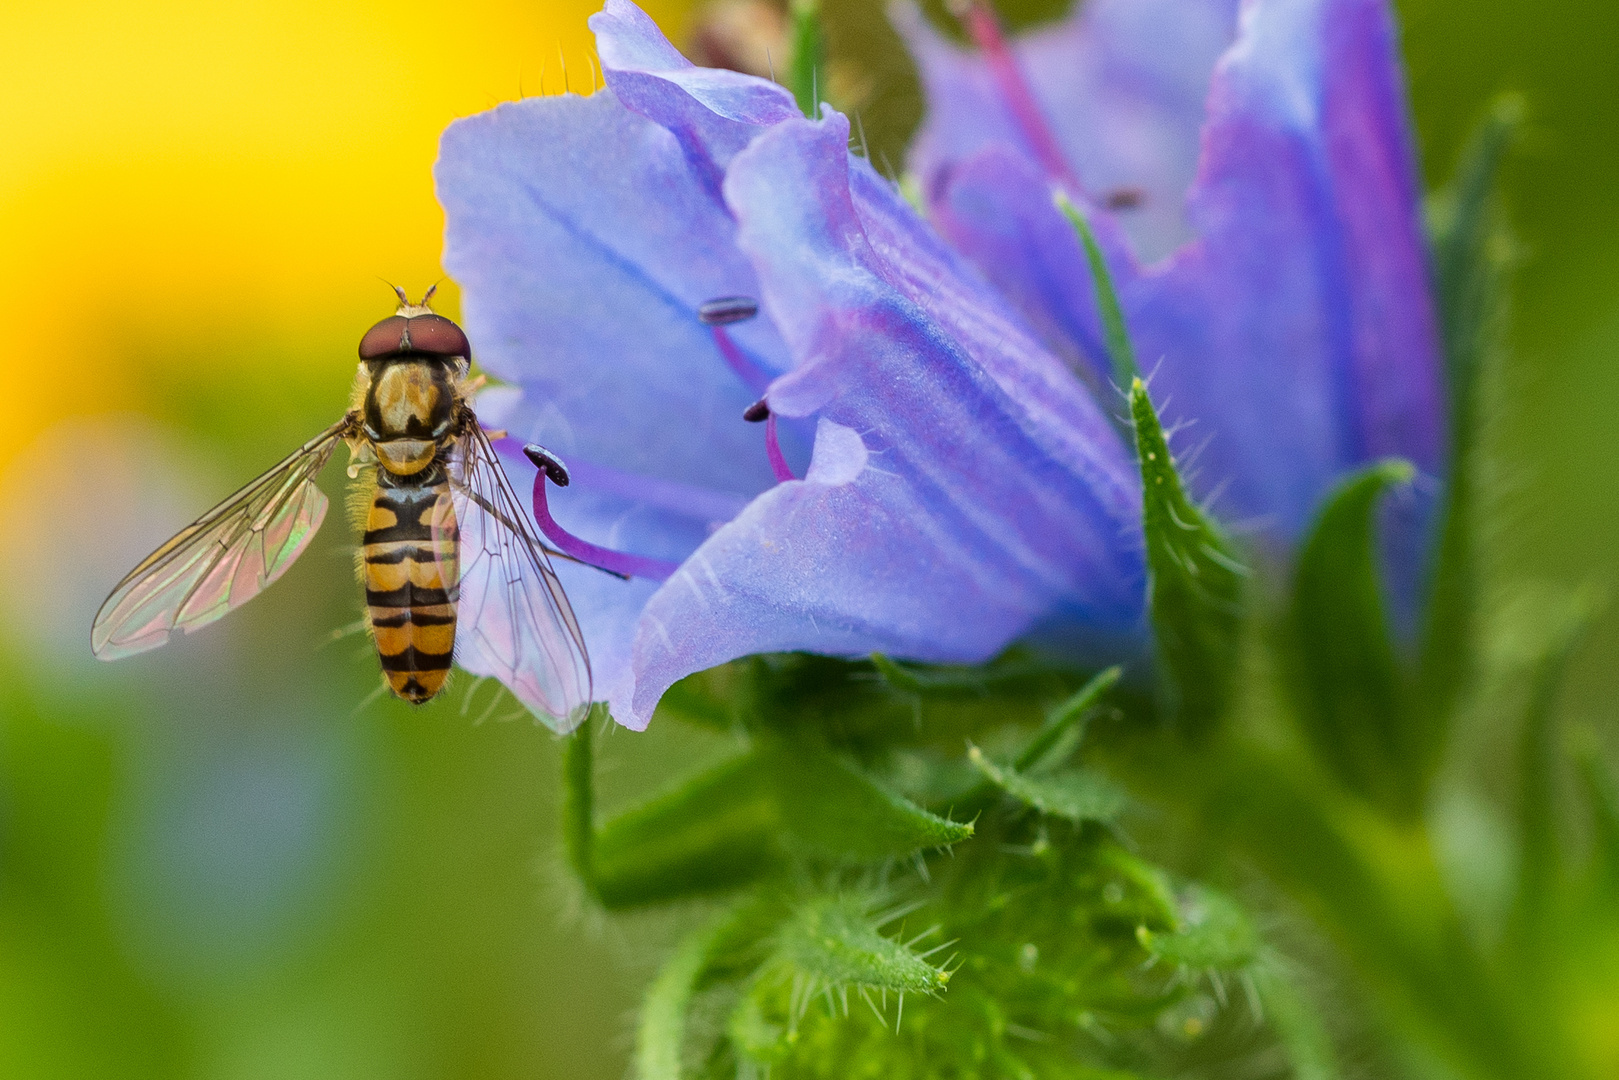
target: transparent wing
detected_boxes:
[446,424,593,731]
[91,418,353,659]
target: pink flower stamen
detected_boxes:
[743,399,797,482]
[764,413,796,483]
[702,296,797,483]
[956,0,1080,192]
[522,444,680,582]
[700,297,772,395]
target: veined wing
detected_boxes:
[446,424,592,731]
[92,417,354,659]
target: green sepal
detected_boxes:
[1093,845,1180,934]
[1283,459,1418,816]
[870,650,1057,700]
[968,746,1126,824]
[590,749,782,909]
[636,911,738,1080]
[773,893,950,994]
[1130,377,1247,736]
[787,0,826,117]
[561,706,602,897]
[568,729,970,910]
[1136,885,1258,972]
[1054,192,1140,387]
[758,737,974,859]
[1417,96,1523,758]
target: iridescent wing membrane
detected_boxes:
[445,425,592,730]
[91,418,353,659]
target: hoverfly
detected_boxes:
[91,288,591,728]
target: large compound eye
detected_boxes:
[403,314,471,359]
[358,315,409,359]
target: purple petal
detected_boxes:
[912,0,1445,560]
[624,115,1145,727]
[437,86,791,721]
[438,91,791,493]
[897,0,1240,262]
[590,0,799,184]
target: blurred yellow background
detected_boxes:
[2,0,687,470]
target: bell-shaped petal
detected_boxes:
[899,0,1446,571]
[439,2,1146,729]
[437,86,786,723]
[630,114,1146,724]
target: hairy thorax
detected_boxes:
[360,359,459,476]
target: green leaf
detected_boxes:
[592,750,782,909]
[1417,96,1523,761]
[1429,94,1523,439]
[759,738,973,859]
[1130,377,1247,736]
[774,894,949,994]
[787,0,825,116]
[636,912,736,1080]
[1136,885,1258,971]
[968,746,1126,824]
[1054,192,1139,387]
[1283,459,1418,816]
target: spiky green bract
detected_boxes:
[968,746,1126,824]
[702,807,1275,1080]
[1136,886,1257,971]
[762,739,974,858]
[1054,192,1139,388]
[577,658,1306,1080]
[1282,459,1420,817]
[1416,96,1522,762]
[565,669,976,909]
[591,750,782,908]
[774,894,951,994]
[1129,378,1246,736]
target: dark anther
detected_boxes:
[698,296,760,325]
[523,444,572,487]
[1105,187,1145,211]
[742,399,771,423]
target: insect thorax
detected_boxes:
[361,358,460,477]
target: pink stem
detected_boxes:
[764,413,796,482]
[961,1,1079,191]
[530,470,680,583]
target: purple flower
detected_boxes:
[436,0,1144,729]
[896,0,1447,578]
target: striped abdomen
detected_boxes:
[363,479,459,703]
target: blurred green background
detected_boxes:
[1,0,1614,1077]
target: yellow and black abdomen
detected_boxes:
[363,475,459,703]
